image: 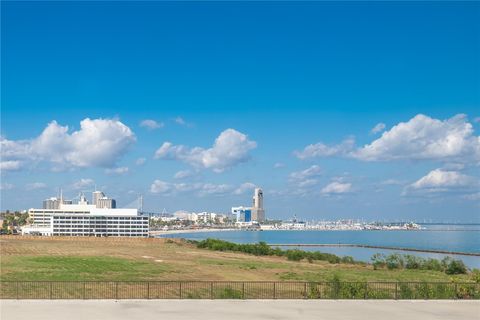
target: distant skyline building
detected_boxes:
[97,197,116,209]
[232,187,265,223]
[92,190,105,207]
[251,188,265,223]
[42,197,60,210]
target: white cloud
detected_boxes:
[295,114,480,165]
[25,182,47,190]
[173,170,194,180]
[354,114,480,162]
[294,137,355,160]
[463,192,480,201]
[289,165,322,181]
[140,119,164,130]
[233,182,256,195]
[105,167,129,175]
[274,162,285,169]
[0,118,136,170]
[321,182,352,195]
[154,129,257,173]
[175,117,188,126]
[370,122,386,134]
[150,180,235,197]
[0,183,14,190]
[150,180,255,197]
[150,180,171,194]
[135,157,146,166]
[72,178,95,190]
[380,179,404,186]
[408,169,475,193]
[0,160,22,171]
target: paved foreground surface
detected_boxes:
[1,300,479,320]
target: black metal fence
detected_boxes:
[1,281,479,300]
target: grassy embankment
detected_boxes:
[0,236,477,283]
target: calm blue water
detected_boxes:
[159,228,480,268]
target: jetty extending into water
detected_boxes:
[268,243,480,257]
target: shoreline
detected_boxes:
[152,229,480,258]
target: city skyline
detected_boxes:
[1,2,479,221]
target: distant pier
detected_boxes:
[268,243,480,257]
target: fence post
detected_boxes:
[273,282,276,299]
[179,282,182,299]
[364,283,368,299]
[395,282,398,300]
[454,283,458,300]
[16,281,19,300]
[304,282,307,299]
[49,282,53,299]
[115,282,118,300]
[210,282,213,299]
[242,282,245,299]
[83,282,86,300]
[147,282,150,300]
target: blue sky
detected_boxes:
[1,2,479,222]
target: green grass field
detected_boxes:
[0,236,477,283]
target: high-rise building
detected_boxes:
[97,197,116,209]
[42,197,60,210]
[251,188,265,223]
[92,191,105,207]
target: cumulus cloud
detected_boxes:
[150,179,237,197]
[321,182,352,195]
[135,157,146,166]
[294,138,355,160]
[289,165,322,181]
[1,118,136,170]
[173,170,195,180]
[295,114,480,165]
[72,178,95,190]
[0,160,22,172]
[406,169,476,194]
[354,114,480,162]
[233,182,256,195]
[25,182,47,190]
[154,129,257,172]
[380,179,404,186]
[140,119,164,130]
[370,122,386,134]
[0,183,14,190]
[463,192,480,201]
[105,166,129,175]
[274,162,285,169]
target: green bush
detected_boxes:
[196,238,356,265]
[445,259,467,275]
[385,254,404,270]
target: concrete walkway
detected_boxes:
[1,300,479,320]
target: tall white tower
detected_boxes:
[253,188,263,209]
[252,188,265,223]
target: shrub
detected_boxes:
[285,250,305,261]
[385,254,404,270]
[371,253,386,270]
[445,259,467,275]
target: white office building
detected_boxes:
[23,191,149,237]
